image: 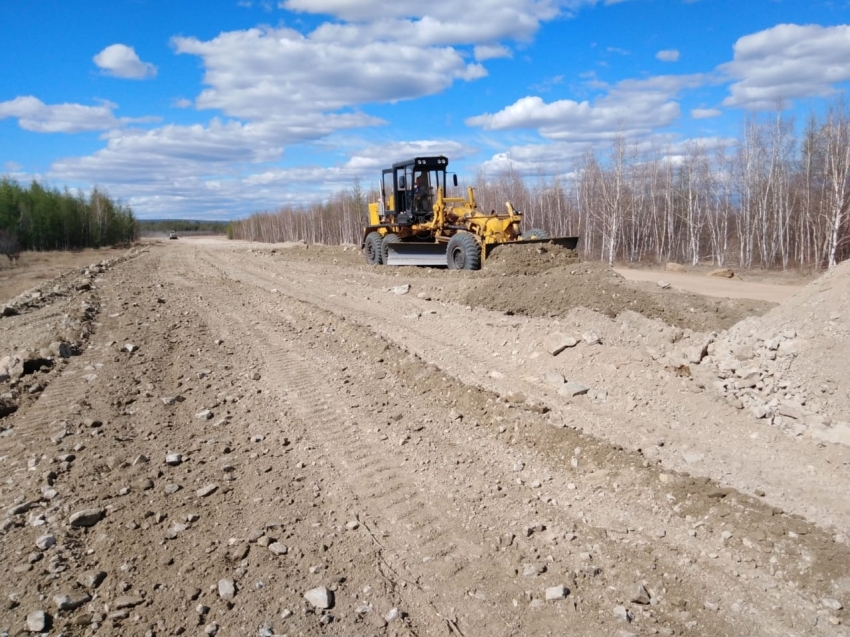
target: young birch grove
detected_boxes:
[232,104,850,269]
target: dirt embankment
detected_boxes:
[421,244,775,332]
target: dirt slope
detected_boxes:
[0,240,848,636]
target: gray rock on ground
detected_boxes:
[559,381,590,398]
[268,542,288,555]
[543,333,578,356]
[26,610,49,633]
[77,570,107,589]
[218,578,236,601]
[54,592,91,610]
[196,483,218,498]
[545,585,568,600]
[113,595,144,609]
[68,509,104,527]
[165,453,182,466]
[630,583,651,605]
[304,586,334,609]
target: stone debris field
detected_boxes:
[0,238,849,637]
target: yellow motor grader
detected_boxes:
[361,155,578,269]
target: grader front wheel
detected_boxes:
[381,233,399,265]
[364,232,383,265]
[447,233,481,270]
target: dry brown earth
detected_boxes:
[1,238,849,637]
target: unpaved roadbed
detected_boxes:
[0,240,848,636]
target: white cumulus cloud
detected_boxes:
[172,27,486,121]
[656,49,680,62]
[691,108,721,119]
[94,44,158,79]
[0,96,156,133]
[475,44,513,61]
[721,23,850,109]
[466,74,705,142]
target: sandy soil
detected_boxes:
[613,268,808,303]
[0,248,131,304]
[1,238,848,637]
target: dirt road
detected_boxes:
[613,268,806,303]
[1,239,848,636]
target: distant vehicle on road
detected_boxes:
[169,231,178,240]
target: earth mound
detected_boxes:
[707,260,850,433]
[455,260,775,332]
[483,243,581,275]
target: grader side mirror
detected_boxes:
[453,174,458,187]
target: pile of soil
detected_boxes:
[452,259,775,332]
[709,260,850,426]
[483,243,581,275]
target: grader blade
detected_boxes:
[483,236,580,259]
[385,242,449,267]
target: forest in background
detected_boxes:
[232,101,850,269]
[137,219,230,235]
[0,179,137,258]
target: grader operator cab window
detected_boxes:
[378,156,450,224]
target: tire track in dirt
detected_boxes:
[166,273,518,635]
[157,246,850,637]
[209,248,850,536]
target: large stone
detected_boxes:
[54,592,91,611]
[77,570,106,589]
[304,586,334,609]
[165,453,182,466]
[543,333,578,356]
[630,584,651,605]
[26,610,49,633]
[113,596,144,609]
[559,381,590,398]
[69,509,104,527]
[777,400,805,421]
[218,579,236,601]
[268,542,288,555]
[196,483,218,498]
[582,332,601,345]
[545,585,568,601]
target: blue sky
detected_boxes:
[1,0,849,220]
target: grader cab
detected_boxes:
[361,155,578,270]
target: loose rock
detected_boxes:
[545,585,568,601]
[304,586,334,609]
[218,579,236,601]
[69,509,104,527]
[26,610,49,633]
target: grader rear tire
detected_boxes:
[447,233,481,271]
[522,228,550,240]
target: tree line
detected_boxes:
[137,219,231,235]
[0,179,137,257]
[232,99,850,269]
